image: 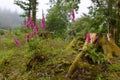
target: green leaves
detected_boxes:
[14,0,32,17]
[83,44,106,64]
[46,5,68,38]
[88,0,108,33]
[15,0,38,20]
[72,15,93,36]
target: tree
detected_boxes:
[49,0,80,20]
[14,0,32,18]
[114,0,120,44]
[73,14,94,36]
[89,0,120,44]
[31,0,38,23]
[46,0,81,38]
[14,0,38,23]
[46,5,68,38]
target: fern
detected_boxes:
[83,44,106,64]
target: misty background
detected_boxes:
[0,0,91,30]
[0,8,23,29]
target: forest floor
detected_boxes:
[0,31,120,80]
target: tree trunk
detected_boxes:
[107,0,120,45]
[32,0,37,23]
[28,0,32,18]
[114,0,120,44]
[107,0,113,34]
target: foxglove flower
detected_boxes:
[86,33,91,43]
[71,9,75,22]
[26,33,31,42]
[14,37,20,47]
[35,24,39,31]
[30,20,35,28]
[32,27,37,35]
[41,11,45,30]
[25,22,29,29]
[25,17,35,29]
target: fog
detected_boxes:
[0,8,24,29]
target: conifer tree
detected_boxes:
[31,0,38,23]
[14,0,38,23]
[14,0,32,18]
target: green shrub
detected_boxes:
[108,63,120,71]
[83,44,106,64]
[0,29,5,35]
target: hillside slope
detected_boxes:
[0,30,120,80]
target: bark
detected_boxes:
[28,0,32,18]
[114,0,120,44]
[107,0,114,36]
[107,0,120,44]
[32,0,37,23]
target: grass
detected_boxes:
[0,31,74,80]
[0,30,120,80]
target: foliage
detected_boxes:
[89,0,120,44]
[46,0,81,39]
[108,63,120,71]
[88,0,108,33]
[49,0,80,11]
[71,13,107,37]
[1,0,120,79]
[83,44,106,64]
[15,0,38,22]
[14,0,32,18]
[1,28,120,80]
[0,29,5,35]
[48,0,81,23]
[72,15,93,36]
[0,29,71,79]
[96,63,120,80]
[46,5,68,38]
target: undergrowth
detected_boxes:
[0,30,120,80]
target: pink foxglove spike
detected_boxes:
[28,17,32,23]
[30,20,35,28]
[14,37,20,47]
[25,18,29,29]
[41,10,45,30]
[86,33,91,43]
[35,24,39,31]
[25,17,35,29]
[25,17,31,29]
[25,22,29,29]
[28,17,34,28]
[71,9,75,22]
[32,27,37,35]
[26,33,31,42]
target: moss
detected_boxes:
[65,37,77,51]
[99,35,120,63]
[66,33,120,79]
